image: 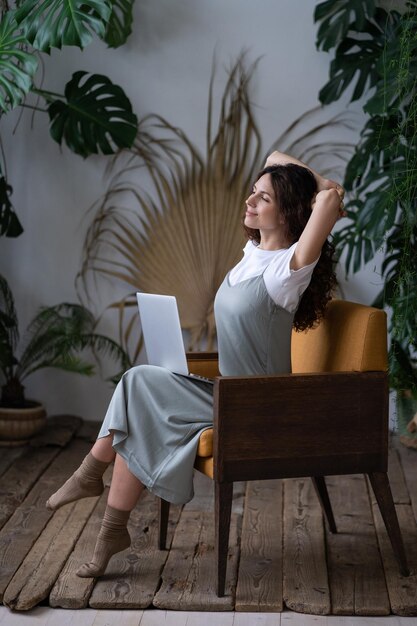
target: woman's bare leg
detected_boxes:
[108,453,145,510]
[76,453,145,577]
[91,433,117,463]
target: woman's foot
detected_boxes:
[76,505,131,577]
[46,452,109,510]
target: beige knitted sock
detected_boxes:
[76,505,131,577]
[46,452,109,510]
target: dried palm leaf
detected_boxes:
[78,57,357,360]
[79,56,261,354]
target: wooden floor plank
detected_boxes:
[1,429,417,616]
[0,446,60,532]
[396,443,417,523]
[153,510,239,611]
[29,415,82,448]
[388,448,410,505]
[325,474,390,616]
[370,498,417,616]
[283,478,330,615]
[0,438,90,601]
[3,457,100,610]
[0,446,27,480]
[0,416,81,532]
[89,492,182,609]
[49,488,109,609]
[184,473,246,516]
[235,480,283,613]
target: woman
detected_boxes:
[46,151,345,578]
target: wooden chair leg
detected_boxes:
[158,498,171,550]
[368,472,410,577]
[215,481,233,597]
[311,476,337,533]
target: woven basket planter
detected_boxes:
[0,401,47,447]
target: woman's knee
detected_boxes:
[122,364,167,386]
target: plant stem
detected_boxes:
[18,103,48,113]
[32,88,64,102]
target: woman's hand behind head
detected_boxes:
[311,187,346,219]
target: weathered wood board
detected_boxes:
[153,510,240,611]
[0,425,417,615]
[0,439,90,601]
[89,492,182,609]
[369,490,417,616]
[283,478,330,615]
[235,480,283,612]
[325,474,390,616]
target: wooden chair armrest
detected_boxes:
[186,352,219,377]
[186,351,218,360]
[213,371,388,482]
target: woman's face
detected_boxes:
[244,173,282,232]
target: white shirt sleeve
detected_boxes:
[263,242,319,313]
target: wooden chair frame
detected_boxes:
[159,354,410,597]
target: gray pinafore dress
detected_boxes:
[97,273,294,504]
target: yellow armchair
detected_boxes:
[158,299,409,596]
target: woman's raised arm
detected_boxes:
[265,150,342,192]
[264,151,345,270]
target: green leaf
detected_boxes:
[47,71,138,157]
[0,273,19,377]
[104,0,134,48]
[314,0,376,52]
[317,8,401,106]
[15,0,112,52]
[319,36,383,105]
[0,10,38,112]
[17,302,129,382]
[0,175,24,237]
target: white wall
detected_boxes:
[0,0,385,421]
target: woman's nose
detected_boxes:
[246,193,256,207]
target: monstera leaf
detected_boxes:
[0,11,38,112]
[105,0,134,48]
[315,0,375,51]
[47,71,138,156]
[15,0,112,52]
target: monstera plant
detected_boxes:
[314,0,417,446]
[0,0,138,237]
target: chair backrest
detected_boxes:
[291,299,388,374]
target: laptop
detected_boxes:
[136,292,214,384]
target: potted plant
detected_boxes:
[0,0,138,238]
[314,0,417,447]
[0,274,128,445]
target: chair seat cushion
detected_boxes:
[197,428,213,456]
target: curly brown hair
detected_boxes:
[243,163,337,331]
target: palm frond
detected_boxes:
[78,57,357,355]
[16,303,129,381]
[268,106,358,179]
[79,57,262,351]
